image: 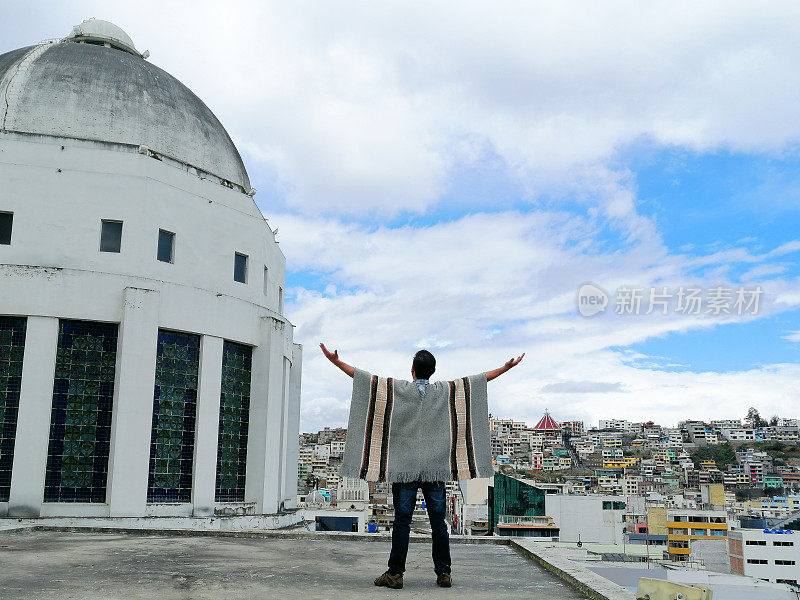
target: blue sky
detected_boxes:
[623,146,800,372]
[5,1,800,431]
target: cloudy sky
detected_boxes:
[4,1,800,432]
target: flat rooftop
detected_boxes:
[0,530,586,599]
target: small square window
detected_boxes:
[234,252,248,283]
[100,220,123,253]
[158,229,175,263]
[0,212,12,245]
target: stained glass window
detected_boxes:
[215,341,252,502]
[45,320,117,503]
[0,317,26,502]
[147,330,199,503]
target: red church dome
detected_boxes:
[533,410,560,431]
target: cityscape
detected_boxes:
[298,408,800,595]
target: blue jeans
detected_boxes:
[388,481,451,575]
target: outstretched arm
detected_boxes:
[486,353,525,382]
[319,343,356,378]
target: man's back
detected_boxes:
[341,368,492,483]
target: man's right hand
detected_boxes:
[319,343,356,378]
[320,343,339,363]
[486,353,525,381]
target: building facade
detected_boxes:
[0,20,301,520]
[666,509,728,560]
[544,494,643,544]
[729,529,799,586]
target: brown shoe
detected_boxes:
[436,573,452,587]
[374,570,403,589]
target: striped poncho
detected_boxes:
[339,368,493,483]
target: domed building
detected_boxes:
[533,410,562,441]
[0,20,302,524]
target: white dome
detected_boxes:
[0,21,250,190]
[65,18,140,56]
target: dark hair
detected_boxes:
[412,349,436,380]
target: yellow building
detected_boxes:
[603,457,640,469]
[702,483,725,507]
[651,450,672,464]
[299,447,314,465]
[647,507,668,536]
[666,509,728,559]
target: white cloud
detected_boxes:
[9,1,800,214]
[273,209,800,430]
[540,381,628,394]
[783,331,800,343]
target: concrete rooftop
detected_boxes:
[0,530,587,600]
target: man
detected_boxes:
[320,343,524,589]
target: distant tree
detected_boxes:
[691,443,737,470]
[746,407,768,429]
[769,415,780,427]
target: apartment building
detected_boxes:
[664,428,683,448]
[729,529,799,586]
[683,421,708,445]
[622,476,643,496]
[724,468,749,487]
[313,443,331,459]
[599,419,633,431]
[604,457,641,469]
[489,419,514,435]
[299,447,314,465]
[330,440,346,457]
[601,435,623,448]
[711,419,742,430]
[721,428,757,441]
[544,494,643,544]
[563,421,585,435]
[666,509,728,560]
[598,475,621,492]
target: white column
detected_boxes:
[271,356,289,510]
[245,316,285,514]
[106,287,160,517]
[282,342,302,509]
[8,316,59,517]
[191,335,223,516]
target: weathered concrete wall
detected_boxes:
[0,40,250,189]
